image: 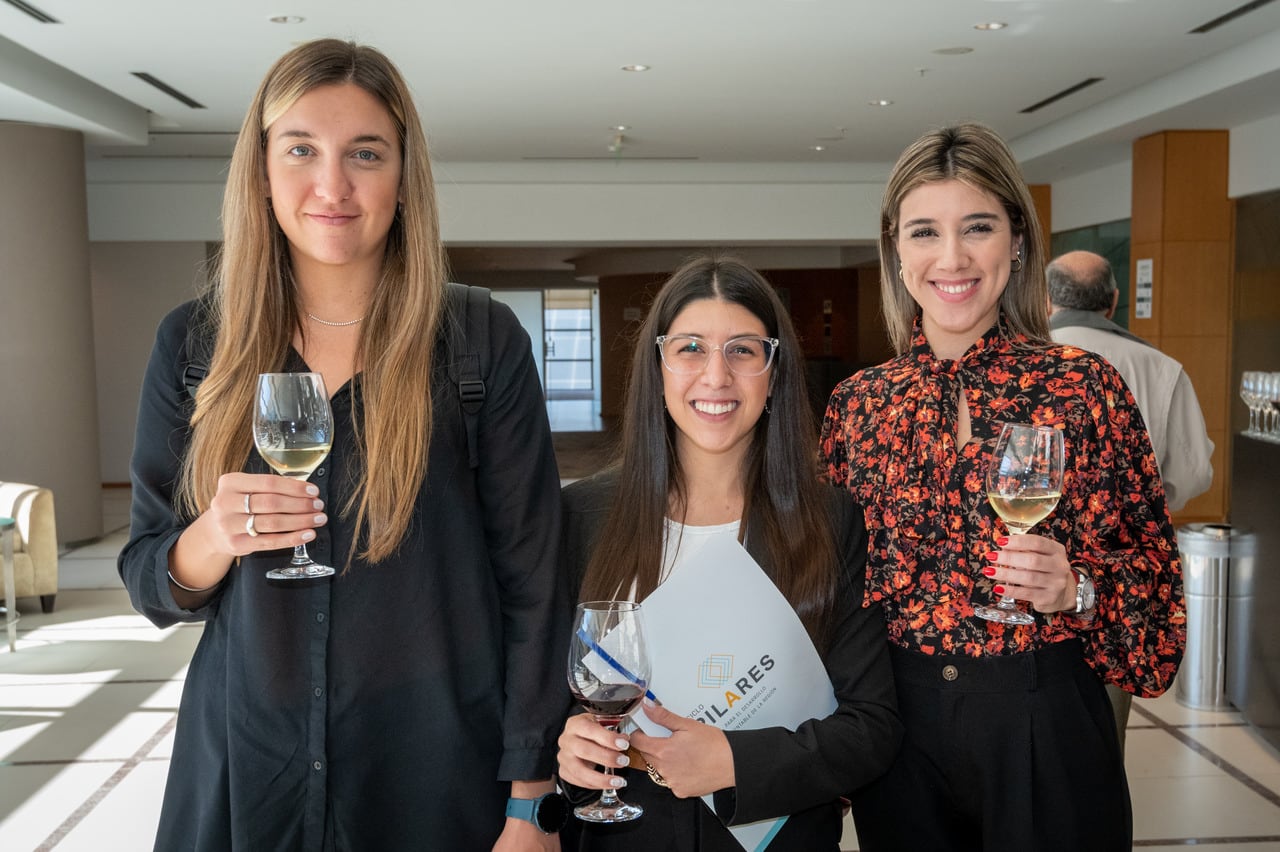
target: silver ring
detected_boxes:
[245,513,258,538]
[243,493,253,514]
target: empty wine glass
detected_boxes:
[976,423,1064,625]
[567,601,651,823]
[253,372,334,580]
[1241,371,1262,436]
[1264,370,1274,437]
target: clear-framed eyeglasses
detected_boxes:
[655,334,780,377]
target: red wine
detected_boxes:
[572,683,645,720]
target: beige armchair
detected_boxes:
[0,481,57,613]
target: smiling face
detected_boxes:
[265,82,403,282]
[661,298,772,469]
[895,178,1022,360]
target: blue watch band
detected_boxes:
[505,796,538,824]
[505,793,568,833]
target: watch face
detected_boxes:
[535,793,569,832]
[1079,577,1096,611]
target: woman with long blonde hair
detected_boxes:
[823,123,1182,850]
[121,39,567,850]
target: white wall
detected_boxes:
[1231,112,1280,199]
[1051,160,1134,234]
[86,159,888,244]
[90,242,210,484]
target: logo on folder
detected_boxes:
[697,654,734,689]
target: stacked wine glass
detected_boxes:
[1240,371,1280,441]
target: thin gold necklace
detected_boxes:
[306,312,364,327]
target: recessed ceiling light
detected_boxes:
[611,125,629,131]
[933,46,974,55]
[869,99,894,107]
[268,15,304,23]
[811,145,826,152]
[974,21,1007,31]
[621,64,650,72]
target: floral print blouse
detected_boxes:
[821,317,1185,697]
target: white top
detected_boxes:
[661,517,742,583]
[1051,324,1214,511]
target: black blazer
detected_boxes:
[559,470,902,852]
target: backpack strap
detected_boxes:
[180,288,493,470]
[183,302,216,402]
[445,282,491,469]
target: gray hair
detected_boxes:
[1046,256,1116,312]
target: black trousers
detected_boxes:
[850,640,1131,852]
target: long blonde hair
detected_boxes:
[179,39,446,564]
[878,122,1050,355]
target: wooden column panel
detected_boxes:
[1028,183,1052,258]
[1159,242,1231,338]
[1130,130,1231,523]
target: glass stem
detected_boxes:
[997,523,1030,607]
[290,543,312,567]
[598,720,621,805]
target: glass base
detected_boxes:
[266,563,335,580]
[574,801,643,823]
[974,602,1035,625]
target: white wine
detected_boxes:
[987,490,1061,533]
[258,443,331,478]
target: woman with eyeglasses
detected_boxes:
[555,254,901,850]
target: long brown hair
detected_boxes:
[179,39,446,564]
[580,255,840,647]
[879,122,1050,355]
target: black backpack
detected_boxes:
[182,282,492,470]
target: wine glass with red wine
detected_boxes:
[567,600,651,823]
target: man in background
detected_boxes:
[1047,249,1214,751]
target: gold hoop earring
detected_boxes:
[1010,251,1023,273]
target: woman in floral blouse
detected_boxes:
[821,123,1184,852]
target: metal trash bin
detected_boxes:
[1176,524,1256,711]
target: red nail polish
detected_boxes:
[996,536,1009,546]
[993,585,1006,596]
[985,551,999,561]
[982,566,996,577]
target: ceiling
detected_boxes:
[3,0,1280,270]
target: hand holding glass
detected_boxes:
[567,601,651,823]
[252,372,334,580]
[975,423,1064,625]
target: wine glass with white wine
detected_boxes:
[975,422,1064,625]
[253,372,334,580]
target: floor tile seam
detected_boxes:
[32,713,176,852]
[1131,721,1250,729]
[1,755,172,768]
[1133,836,1280,846]
[0,677,184,686]
[1130,701,1280,809]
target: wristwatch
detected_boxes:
[505,792,569,834]
[1071,566,1097,622]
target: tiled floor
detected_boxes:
[4,490,1280,850]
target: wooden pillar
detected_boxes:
[1027,183,1052,258]
[1129,131,1232,523]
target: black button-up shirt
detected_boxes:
[121,299,569,850]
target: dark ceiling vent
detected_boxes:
[2,0,58,23]
[1190,0,1276,33]
[1019,77,1104,114]
[131,72,206,109]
